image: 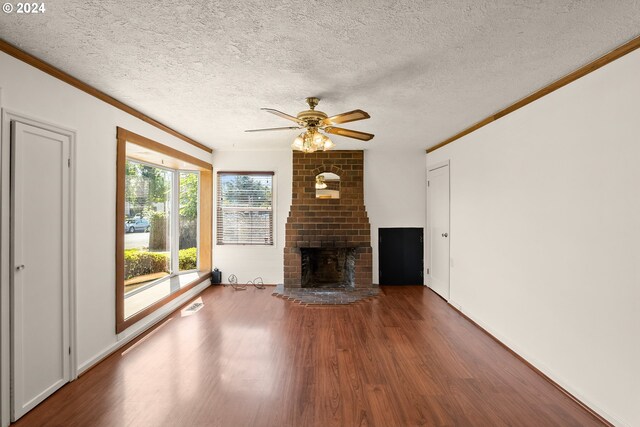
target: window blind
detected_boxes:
[217,172,274,245]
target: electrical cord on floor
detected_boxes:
[226,275,266,290]
[253,277,266,289]
[227,274,246,291]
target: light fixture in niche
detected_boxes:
[315,172,340,199]
[315,175,327,189]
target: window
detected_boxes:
[179,171,199,271]
[217,172,274,245]
[116,128,212,333]
[124,164,199,297]
[124,161,173,292]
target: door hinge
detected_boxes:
[68,346,71,355]
[427,268,430,274]
[427,180,430,187]
[68,158,71,168]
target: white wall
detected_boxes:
[427,49,640,427]
[0,51,212,380]
[211,148,427,285]
[365,149,427,284]
[212,149,292,284]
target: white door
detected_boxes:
[428,163,450,300]
[11,122,70,420]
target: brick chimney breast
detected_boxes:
[284,151,373,288]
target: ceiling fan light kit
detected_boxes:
[292,129,334,153]
[246,97,374,153]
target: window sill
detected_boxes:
[117,270,211,333]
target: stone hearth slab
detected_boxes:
[272,284,379,306]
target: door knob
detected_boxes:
[442,233,448,238]
[16,265,25,271]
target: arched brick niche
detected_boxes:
[284,151,373,288]
[311,164,343,176]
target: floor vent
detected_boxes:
[181,298,204,316]
[185,302,203,312]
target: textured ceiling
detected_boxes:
[1,1,639,151]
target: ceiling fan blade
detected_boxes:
[245,126,302,132]
[261,108,304,124]
[322,109,370,125]
[325,127,374,141]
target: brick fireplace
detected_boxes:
[284,150,373,288]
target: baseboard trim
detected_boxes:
[78,280,210,375]
[218,283,277,286]
[445,297,618,427]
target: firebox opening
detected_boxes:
[301,248,356,288]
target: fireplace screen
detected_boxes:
[301,248,356,288]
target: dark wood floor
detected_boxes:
[14,286,604,427]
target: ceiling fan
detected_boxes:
[245,97,374,153]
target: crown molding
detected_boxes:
[0,39,212,154]
[427,34,640,154]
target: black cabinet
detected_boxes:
[378,228,424,285]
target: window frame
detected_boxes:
[216,171,275,246]
[116,127,212,333]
